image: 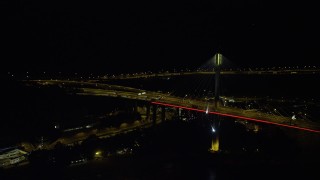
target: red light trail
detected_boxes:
[151,101,320,134]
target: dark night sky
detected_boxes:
[2,1,319,73]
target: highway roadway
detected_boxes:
[97,69,320,80]
[27,80,320,134]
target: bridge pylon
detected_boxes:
[213,53,223,108]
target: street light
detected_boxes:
[211,126,216,133]
[291,114,296,125]
[183,94,188,102]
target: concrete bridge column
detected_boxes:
[214,53,223,109]
[146,104,151,121]
[152,104,157,125]
[214,68,220,109]
[161,106,166,122]
[133,100,138,112]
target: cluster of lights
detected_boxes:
[5,65,320,81]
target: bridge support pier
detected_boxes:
[214,53,223,109]
[214,68,221,109]
[152,104,157,126]
[146,104,151,121]
[161,106,166,122]
[133,101,138,112]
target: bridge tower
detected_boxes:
[210,53,223,153]
[214,52,223,108]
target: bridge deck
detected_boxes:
[27,80,320,134]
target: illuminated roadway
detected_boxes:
[98,69,320,80]
[28,80,320,134]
